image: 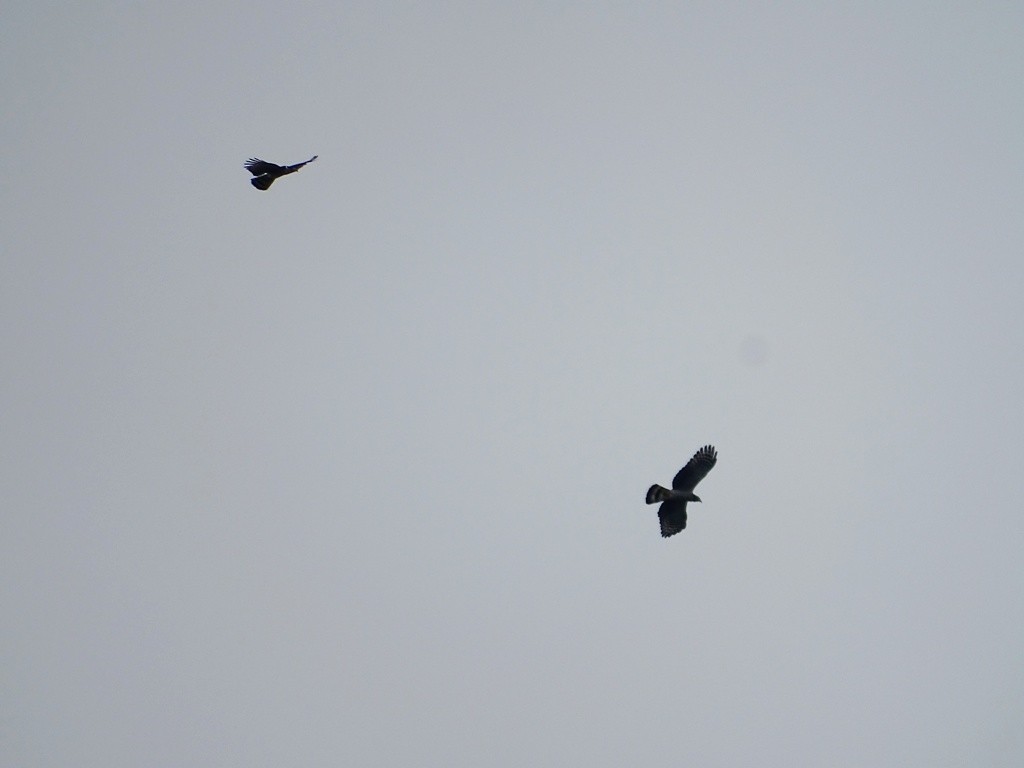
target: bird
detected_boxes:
[646,445,717,537]
[244,155,318,190]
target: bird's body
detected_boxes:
[646,445,717,537]
[244,155,318,190]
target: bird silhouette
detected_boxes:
[244,155,318,190]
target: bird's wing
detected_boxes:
[658,500,688,537]
[671,445,717,491]
[245,158,284,176]
[284,155,318,172]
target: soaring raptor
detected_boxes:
[646,445,717,537]
[244,155,318,190]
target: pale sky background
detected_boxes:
[3,2,1023,766]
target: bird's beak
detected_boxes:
[694,496,702,503]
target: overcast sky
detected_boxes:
[3,2,1023,766]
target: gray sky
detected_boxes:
[3,2,1023,766]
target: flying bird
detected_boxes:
[244,155,318,190]
[646,445,717,537]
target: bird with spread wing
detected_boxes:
[244,155,318,190]
[646,445,718,537]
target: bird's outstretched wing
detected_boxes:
[672,445,717,492]
[658,500,688,537]
[245,158,284,176]
[284,155,318,172]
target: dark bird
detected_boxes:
[244,155,318,190]
[646,445,718,537]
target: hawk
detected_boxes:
[244,155,318,190]
[646,445,717,537]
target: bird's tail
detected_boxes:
[251,176,273,190]
[646,484,671,504]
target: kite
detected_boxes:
[244,155,318,190]
[646,445,718,537]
